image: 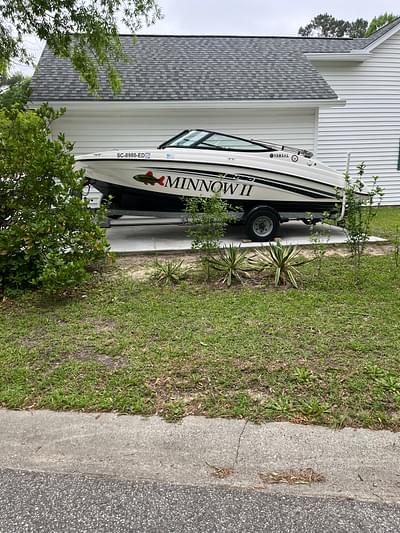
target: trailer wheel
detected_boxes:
[245,208,280,242]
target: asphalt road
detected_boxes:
[1,469,400,533]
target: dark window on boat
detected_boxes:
[167,130,209,147]
[197,133,269,151]
[160,129,272,152]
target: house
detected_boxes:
[30,19,400,205]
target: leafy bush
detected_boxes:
[184,194,236,279]
[0,73,30,109]
[207,245,251,286]
[184,194,235,254]
[340,163,383,284]
[0,104,111,293]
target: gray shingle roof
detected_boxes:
[30,21,400,103]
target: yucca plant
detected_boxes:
[151,259,188,286]
[251,240,309,288]
[207,245,251,286]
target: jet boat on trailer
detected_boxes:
[75,129,351,241]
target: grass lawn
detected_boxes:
[1,244,399,429]
[370,206,400,238]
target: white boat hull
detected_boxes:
[75,148,343,212]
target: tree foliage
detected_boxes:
[0,105,111,293]
[298,12,399,39]
[366,13,398,36]
[299,13,368,38]
[0,0,161,93]
[0,73,30,108]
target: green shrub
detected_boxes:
[340,163,383,284]
[184,194,236,279]
[184,194,235,253]
[0,104,111,293]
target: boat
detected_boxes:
[75,129,348,241]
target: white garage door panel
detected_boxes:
[52,108,316,155]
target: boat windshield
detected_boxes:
[158,129,273,152]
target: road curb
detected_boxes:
[1,409,399,504]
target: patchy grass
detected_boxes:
[1,253,399,430]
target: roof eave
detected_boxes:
[29,98,345,111]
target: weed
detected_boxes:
[292,367,314,383]
[307,212,331,278]
[332,414,349,429]
[299,399,330,418]
[161,400,187,421]
[265,396,293,416]
[375,375,400,393]
[151,259,188,286]
[395,395,400,409]
[365,364,386,379]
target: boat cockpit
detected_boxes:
[158,129,313,158]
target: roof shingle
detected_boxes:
[29,22,400,103]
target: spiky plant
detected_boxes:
[151,259,188,286]
[251,240,309,288]
[207,245,251,286]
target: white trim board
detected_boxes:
[29,98,346,112]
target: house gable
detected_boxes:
[316,27,400,205]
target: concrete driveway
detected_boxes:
[106,217,383,254]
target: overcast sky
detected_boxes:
[140,0,400,35]
[17,0,400,74]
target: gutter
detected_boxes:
[306,51,370,62]
[28,98,346,111]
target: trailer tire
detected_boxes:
[245,208,280,242]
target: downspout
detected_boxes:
[338,152,351,222]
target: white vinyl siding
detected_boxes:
[51,107,317,155]
[316,31,400,205]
